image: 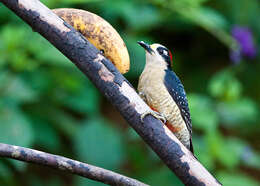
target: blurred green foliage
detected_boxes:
[0,0,260,185]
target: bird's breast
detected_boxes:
[138,66,190,147]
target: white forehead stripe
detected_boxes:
[150,43,165,50]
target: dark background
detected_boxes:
[0,0,260,185]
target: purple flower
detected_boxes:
[230,26,257,63]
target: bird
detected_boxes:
[137,41,193,153]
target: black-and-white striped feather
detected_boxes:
[164,69,193,152]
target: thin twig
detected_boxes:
[0,143,147,186]
[0,0,221,185]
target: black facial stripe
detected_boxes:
[157,46,171,68]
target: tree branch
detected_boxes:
[0,143,147,186]
[0,0,221,185]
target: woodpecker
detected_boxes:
[137,41,193,153]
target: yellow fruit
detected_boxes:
[53,8,130,74]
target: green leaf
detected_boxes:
[176,6,228,29]
[0,161,13,180]
[24,104,79,138]
[217,98,258,126]
[0,70,11,89]
[3,76,38,103]
[217,171,259,186]
[197,7,228,29]
[62,0,102,4]
[74,119,125,170]
[100,0,160,30]
[206,132,241,169]
[171,0,210,10]
[125,136,159,175]
[0,106,34,147]
[7,160,27,172]
[142,166,183,186]
[48,109,79,138]
[193,136,215,170]
[241,147,260,169]
[0,25,27,51]
[22,69,53,93]
[121,4,160,30]
[30,118,61,151]
[218,140,242,169]
[29,176,63,186]
[60,79,101,115]
[0,25,43,71]
[208,70,242,101]
[126,127,141,142]
[34,41,73,67]
[75,176,106,186]
[188,94,218,131]
[0,6,12,23]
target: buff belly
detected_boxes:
[138,66,190,149]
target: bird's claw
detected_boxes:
[141,110,167,123]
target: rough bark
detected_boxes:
[0,143,147,186]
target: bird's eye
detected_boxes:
[158,49,163,55]
[100,49,105,55]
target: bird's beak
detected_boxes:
[137,41,153,54]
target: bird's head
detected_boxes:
[138,41,173,69]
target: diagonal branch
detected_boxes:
[0,143,147,186]
[0,0,221,185]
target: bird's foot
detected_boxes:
[141,110,167,123]
[138,91,147,102]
